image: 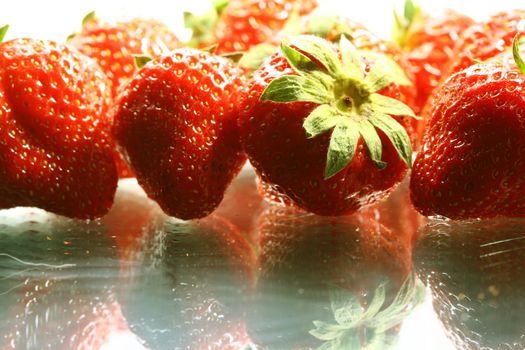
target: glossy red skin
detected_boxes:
[0,39,117,219]
[70,18,180,178]
[403,10,474,116]
[411,63,525,219]
[214,0,318,54]
[445,10,525,78]
[113,49,247,220]
[70,18,180,98]
[240,51,413,216]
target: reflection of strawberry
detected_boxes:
[118,214,256,349]
[414,218,525,350]
[113,49,247,220]
[101,179,165,267]
[247,205,416,349]
[0,209,143,349]
[0,36,117,219]
[410,42,525,219]
[240,35,417,216]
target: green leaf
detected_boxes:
[261,75,331,104]
[358,120,386,169]
[82,11,96,26]
[325,118,360,179]
[339,35,363,79]
[0,25,8,43]
[369,94,417,118]
[281,42,319,75]
[133,55,152,69]
[513,34,525,75]
[369,114,412,167]
[238,43,277,71]
[212,0,229,14]
[286,35,343,77]
[310,320,346,341]
[392,0,421,47]
[361,51,412,90]
[303,105,341,138]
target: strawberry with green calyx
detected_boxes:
[0,32,117,219]
[113,49,247,220]
[410,36,525,220]
[240,35,417,216]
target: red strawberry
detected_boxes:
[113,49,247,220]
[69,13,180,99]
[445,9,525,77]
[69,14,181,179]
[240,35,417,216]
[410,37,525,219]
[0,33,117,219]
[185,0,317,54]
[394,4,474,116]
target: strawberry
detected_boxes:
[247,205,419,349]
[69,13,180,99]
[393,1,474,116]
[0,32,118,219]
[410,37,525,219]
[113,48,247,220]
[445,9,525,77]
[414,218,525,350]
[186,0,318,54]
[240,35,417,216]
[69,14,181,178]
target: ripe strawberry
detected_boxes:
[186,0,318,54]
[445,9,525,77]
[0,34,118,219]
[240,35,417,216]
[410,37,525,219]
[394,3,474,116]
[69,14,181,178]
[113,49,247,220]
[414,218,525,350]
[69,13,180,99]
[247,205,418,349]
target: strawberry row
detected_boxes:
[0,1,524,221]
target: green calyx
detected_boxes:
[513,34,525,75]
[260,34,417,179]
[392,0,421,47]
[184,0,229,48]
[66,11,96,41]
[133,54,152,69]
[0,25,9,43]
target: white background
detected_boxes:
[0,0,521,42]
[1,1,521,349]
